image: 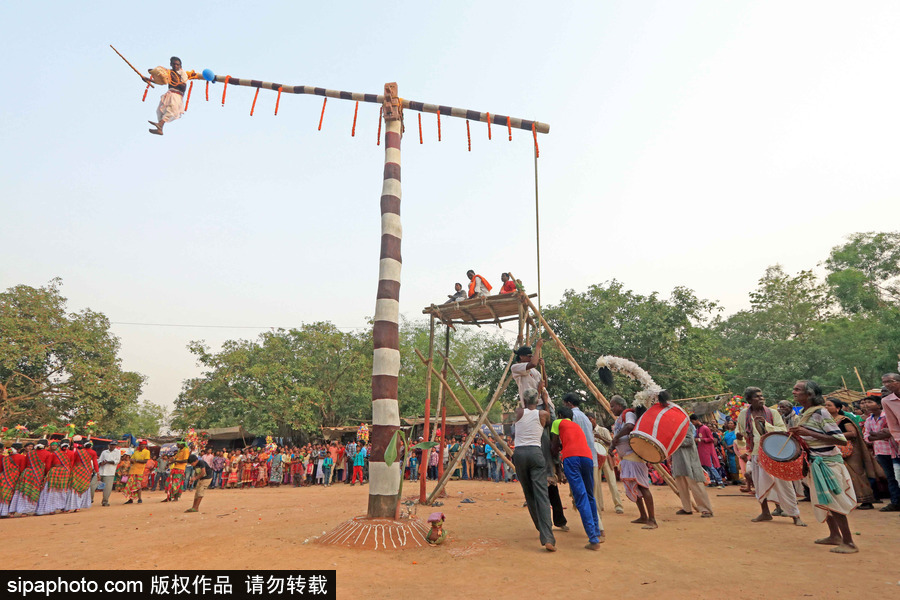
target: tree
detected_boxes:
[717,266,832,399]
[825,231,900,313]
[0,279,145,431]
[174,323,371,440]
[119,400,169,437]
[541,281,727,412]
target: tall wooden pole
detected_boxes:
[368,83,403,519]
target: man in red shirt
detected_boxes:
[552,406,603,550]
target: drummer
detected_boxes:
[609,396,657,529]
[790,380,858,554]
[736,387,806,527]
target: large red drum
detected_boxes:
[629,402,690,463]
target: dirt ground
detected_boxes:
[4,480,898,599]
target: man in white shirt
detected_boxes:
[97,441,122,507]
[511,340,552,412]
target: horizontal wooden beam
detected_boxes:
[213,75,550,134]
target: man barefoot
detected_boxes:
[738,387,806,527]
[609,396,657,529]
[144,57,201,135]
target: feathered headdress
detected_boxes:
[595,356,663,408]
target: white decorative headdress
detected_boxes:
[595,356,662,408]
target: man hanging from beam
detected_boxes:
[144,56,202,136]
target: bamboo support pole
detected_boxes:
[427,355,516,504]
[414,349,515,470]
[853,367,867,394]
[436,350,514,457]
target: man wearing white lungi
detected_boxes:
[146,57,200,136]
[737,387,806,527]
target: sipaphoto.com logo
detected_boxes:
[7,577,141,597]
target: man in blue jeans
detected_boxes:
[551,406,603,550]
[862,394,900,511]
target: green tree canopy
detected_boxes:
[0,279,145,432]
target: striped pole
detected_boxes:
[368,83,403,519]
[211,75,550,134]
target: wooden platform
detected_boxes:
[422,293,536,327]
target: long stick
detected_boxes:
[110,45,154,87]
[853,367,867,394]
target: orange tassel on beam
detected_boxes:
[250,88,260,116]
[275,86,283,115]
[221,75,231,106]
[205,81,209,101]
[532,123,539,158]
[507,116,512,141]
[142,83,150,102]
[466,119,471,152]
[318,97,327,130]
[184,81,194,112]
[437,111,442,141]
[418,113,423,144]
[351,101,359,136]
[486,112,491,140]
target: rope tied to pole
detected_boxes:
[274,86,282,115]
[141,83,150,102]
[351,101,359,136]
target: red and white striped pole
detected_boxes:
[368,83,403,519]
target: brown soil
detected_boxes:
[4,481,898,598]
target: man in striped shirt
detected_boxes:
[862,393,900,512]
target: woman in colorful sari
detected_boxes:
[825,398,876,510]
[281,449,292,485]
[114,455,130,492]
[65,442,97,512]
[36,441,71,515]
[791,380,858,554]
[9,442,44,516]
[1,444,25,517]
[268,450,283,487]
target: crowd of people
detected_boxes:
[509,338,900,555]
[0,437,381,518]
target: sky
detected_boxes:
[2,1,899,410]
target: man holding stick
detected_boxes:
[144,56,202,136]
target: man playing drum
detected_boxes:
[737,387,806,527]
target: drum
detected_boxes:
[594,442,608,469]
[758,432,805,481]
[628,402,690,463]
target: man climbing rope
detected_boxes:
[144,56,201,135]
